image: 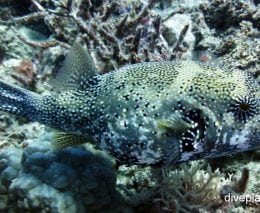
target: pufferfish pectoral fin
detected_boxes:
[157,112,192,136]
[157,112,191,166]
[51,131,90,149]
[49,42,98,91]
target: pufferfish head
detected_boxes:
[216,69,259,152]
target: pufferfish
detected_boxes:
[0,43,259,165]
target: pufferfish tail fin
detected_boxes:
[49,42,98,91]
[0,81,39,120]
[51,131,90,149]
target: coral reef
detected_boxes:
[1,0,259,79]
[0,136,129,212]
[117,160,260,212]
[200,0,259,30]
[0,0,259,212]
[199,0,260,77]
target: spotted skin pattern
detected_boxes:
[0,46,259,165]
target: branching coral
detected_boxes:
[151,162,223,212]
[1,0,192,74]
[63,0,189,71]
[118,161,259,213]
[119,162,225,213]
[1,0,258,75]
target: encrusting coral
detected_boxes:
[0,136,130,212]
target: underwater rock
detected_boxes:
[215,23,260,77]
[0,0,31,20]
[22,146,117,193]
[39,46,66,76]
[17,26,50,42]
[162,13,195,59]
[9,174,77,213]
[162,14,195,47]
[200,0,259,30]
[0,26,36,60]
[0,194,8,210]
[0,136,129,212]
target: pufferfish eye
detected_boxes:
[229,96,258,122]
